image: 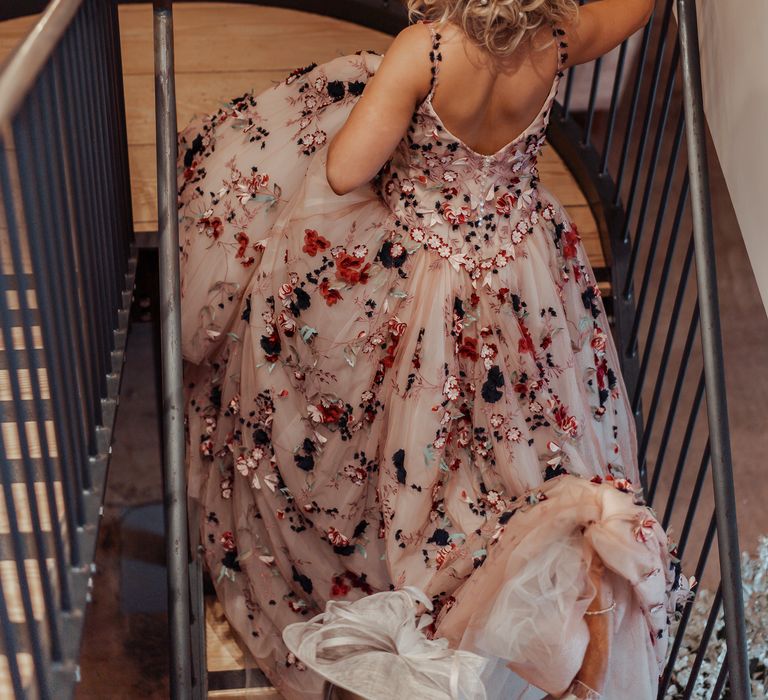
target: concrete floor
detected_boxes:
[77,322,170,699]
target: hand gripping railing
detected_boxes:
[152,1,753,698]
[0,0,135,696]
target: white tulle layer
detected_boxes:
[435,475,680,699]
[281,475,685,700]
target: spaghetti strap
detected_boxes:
[551,20,569,78]
[425,21,443,99]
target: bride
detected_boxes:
[178,0,691,697]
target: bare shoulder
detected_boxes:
[374,22,434,100]
[389,21,433,55]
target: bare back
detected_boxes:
[427,22,561,156]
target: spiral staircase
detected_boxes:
[0,1,756,698]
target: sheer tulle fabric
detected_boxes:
[283,588,489,700]
[436,476,674,699]
[178,31,684,699]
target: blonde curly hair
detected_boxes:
[406,0,579,58]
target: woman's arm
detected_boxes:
[563,0,655,68]
[326,24,432,196]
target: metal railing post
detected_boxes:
[676,1,751,696]
[153,1,192,697]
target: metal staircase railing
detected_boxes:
[548,1,752,695]
[152,1,752,698]
[0,0,751,697]
[0,0,135,696]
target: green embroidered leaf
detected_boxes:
[300,325,318,342]
[249,193,277,203]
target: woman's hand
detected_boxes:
[562,0,655,68]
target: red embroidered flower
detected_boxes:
[235,231,249,258]
[327,527,349,547]
[458,336,480,362]
[563,225,581,259]
[335,252,371,285]
[441,201,469,225]
[317,401,344,424]
[330,576,351,597]
[553,403,579,437]
[518,324,535,354]
[319,279,343,306]
[302,228,330,256]
[220,531,236,552]
[387,318,407,337]
[496,192,517,215]
[199,215,224,240]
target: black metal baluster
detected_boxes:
[682,585,723,699]
[710,658,729,700]
[85,0,122,306]
[13,102,87,539]
[57,22,106,432]
[645,301,699,505]
[612,9,658,203]
[582,57,601,146]
[657,513,717,698]
[661,371,705,528]
[0,143,81,577]
[599,39,628,175]
[33,68,93,493]
[632,229,693,410]
[0,336,49,697]
[677,440,710,558]
[105,0,135,258]
[49,44,98,458]
[622,42,680,245]
[623,113,686,303]
[0,238,62,665]
[68,10,112,391]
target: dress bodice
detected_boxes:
[375,22,569,282]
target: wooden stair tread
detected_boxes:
[208,691,284,699]
[206,595,284,697]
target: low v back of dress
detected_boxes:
[178,19,689,700]
[423,23,564,157]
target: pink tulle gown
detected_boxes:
[179,20,689,700]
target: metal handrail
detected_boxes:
[676,0,750,693]
[152,1,193,697]
[0,0,135,695]
[0,0,82,128]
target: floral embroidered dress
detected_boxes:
[179,21,688,700]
